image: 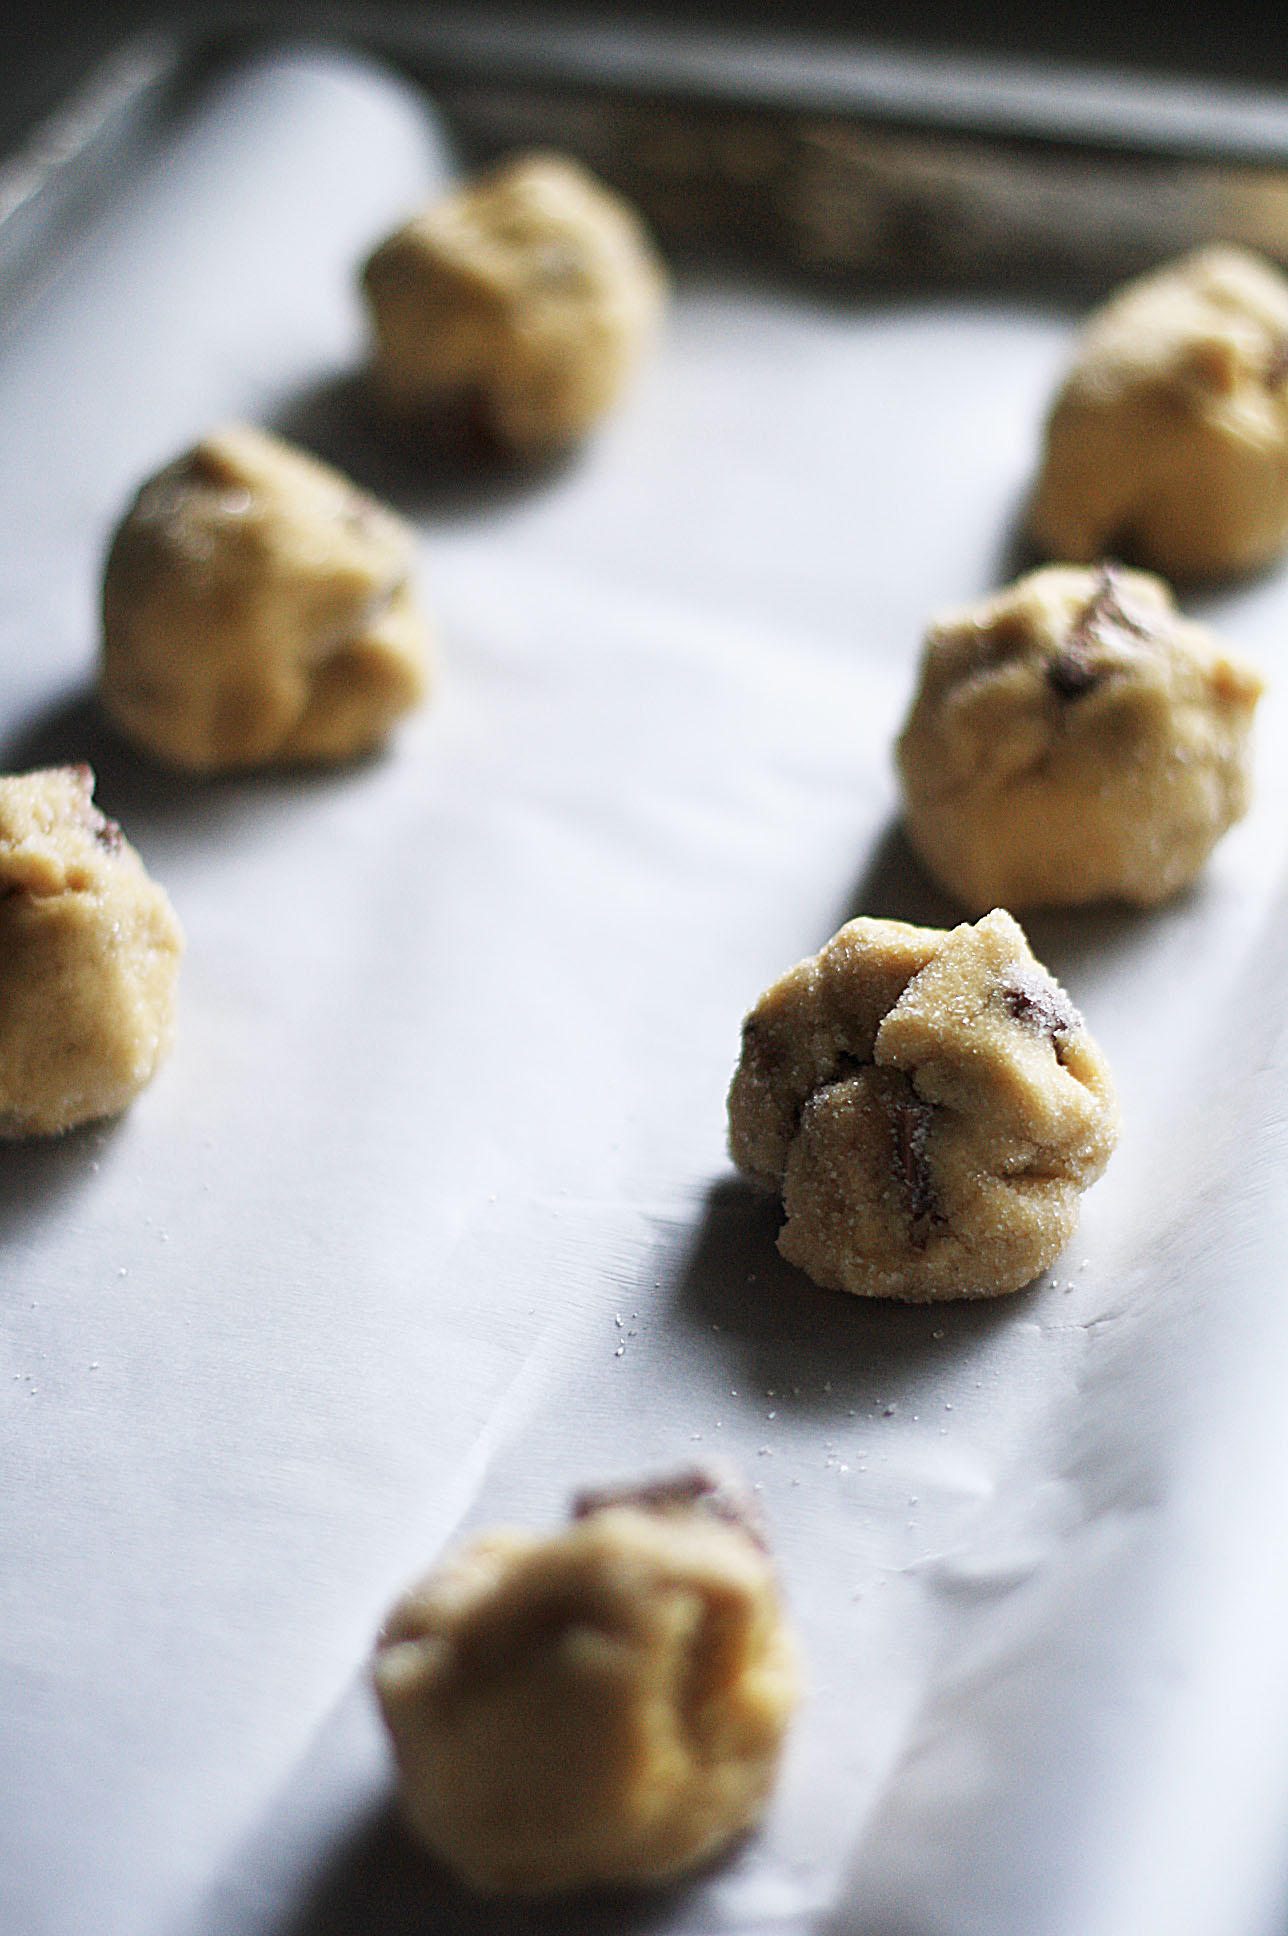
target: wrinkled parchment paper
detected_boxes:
[5,45,1288,1936]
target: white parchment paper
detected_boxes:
[5,43,1288,1936]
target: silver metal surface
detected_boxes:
[10,16,1288,296]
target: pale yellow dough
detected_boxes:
[897,563,1264,912]
[100,424,431,772]
[0,767,183,1136]
[1028,245,1288,580]
[373,1468,801,1896]
[728,910,1118,1301]
[361,153,668,449]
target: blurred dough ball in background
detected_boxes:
[361,152,668,450]
[100,423,432,773]
[1028,245,1288,581]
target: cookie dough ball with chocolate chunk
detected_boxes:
[361,153,668,450]
[897,563,1263,912]
[101,424,431,772]
[0,767,183,1136]
[373,1466,801,1896]
[728,910,1117,1301]
[1028,246,1288,580]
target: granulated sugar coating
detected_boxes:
[728,910,1118,1301]
[0,767,183,1136]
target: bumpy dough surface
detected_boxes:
[1028,245,1288,580]
[897,563,1264,912]
[373,1468,801,1896]
[361,152,668,449]
[728,910,1118,1301]
[101,424,431,772]
[0,767,183,1136]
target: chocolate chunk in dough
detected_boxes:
[897,564,1263,912]
[728,910,1118,1301]
[373,1465,801,1895]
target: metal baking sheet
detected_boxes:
[6,34,1288,1936]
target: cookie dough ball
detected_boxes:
[373,1466,801,1896]
[0,767,183,1136]
[361,153,668,450]
[1028,245,1288,580]
[101,424,431,772]
[897,563,1264,912]
[728,909,1118,1301]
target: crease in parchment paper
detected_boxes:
[824,872,1288,1936]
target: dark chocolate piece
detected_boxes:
[571,1465,765,1547]
[1047,562,1155,700]
[1000,972,1079,1039]
[890,1092,938,1250]
[1046,648,1102,700]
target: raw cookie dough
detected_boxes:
[100,423,431,772]
[0,766,183,1136]
[1028,245,1288,580]
[361,152,668,449]
[897,563,1264,912]
[373,1466,801,1896]
[728,909,1118,1301]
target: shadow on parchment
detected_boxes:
[0,1113,125,1250]
[985,483,1046,593]
[1016,892,1184,990]
[267,369,582,526]
[1,691,194,825]
[268,1798,741,1936]
[976,471,1283,614]
[830,815,959,933]
[830,812,1175,990]
[669,1173,1033,1428]
[1,688,389,848]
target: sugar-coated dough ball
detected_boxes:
[897,563,1263,912]
[0,767,183,1136]
[728,910,1118,1301]
[1028,246,1288,580]
[373,1467,801,1896]
[101,424,431,772]
[361,153,668,449]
